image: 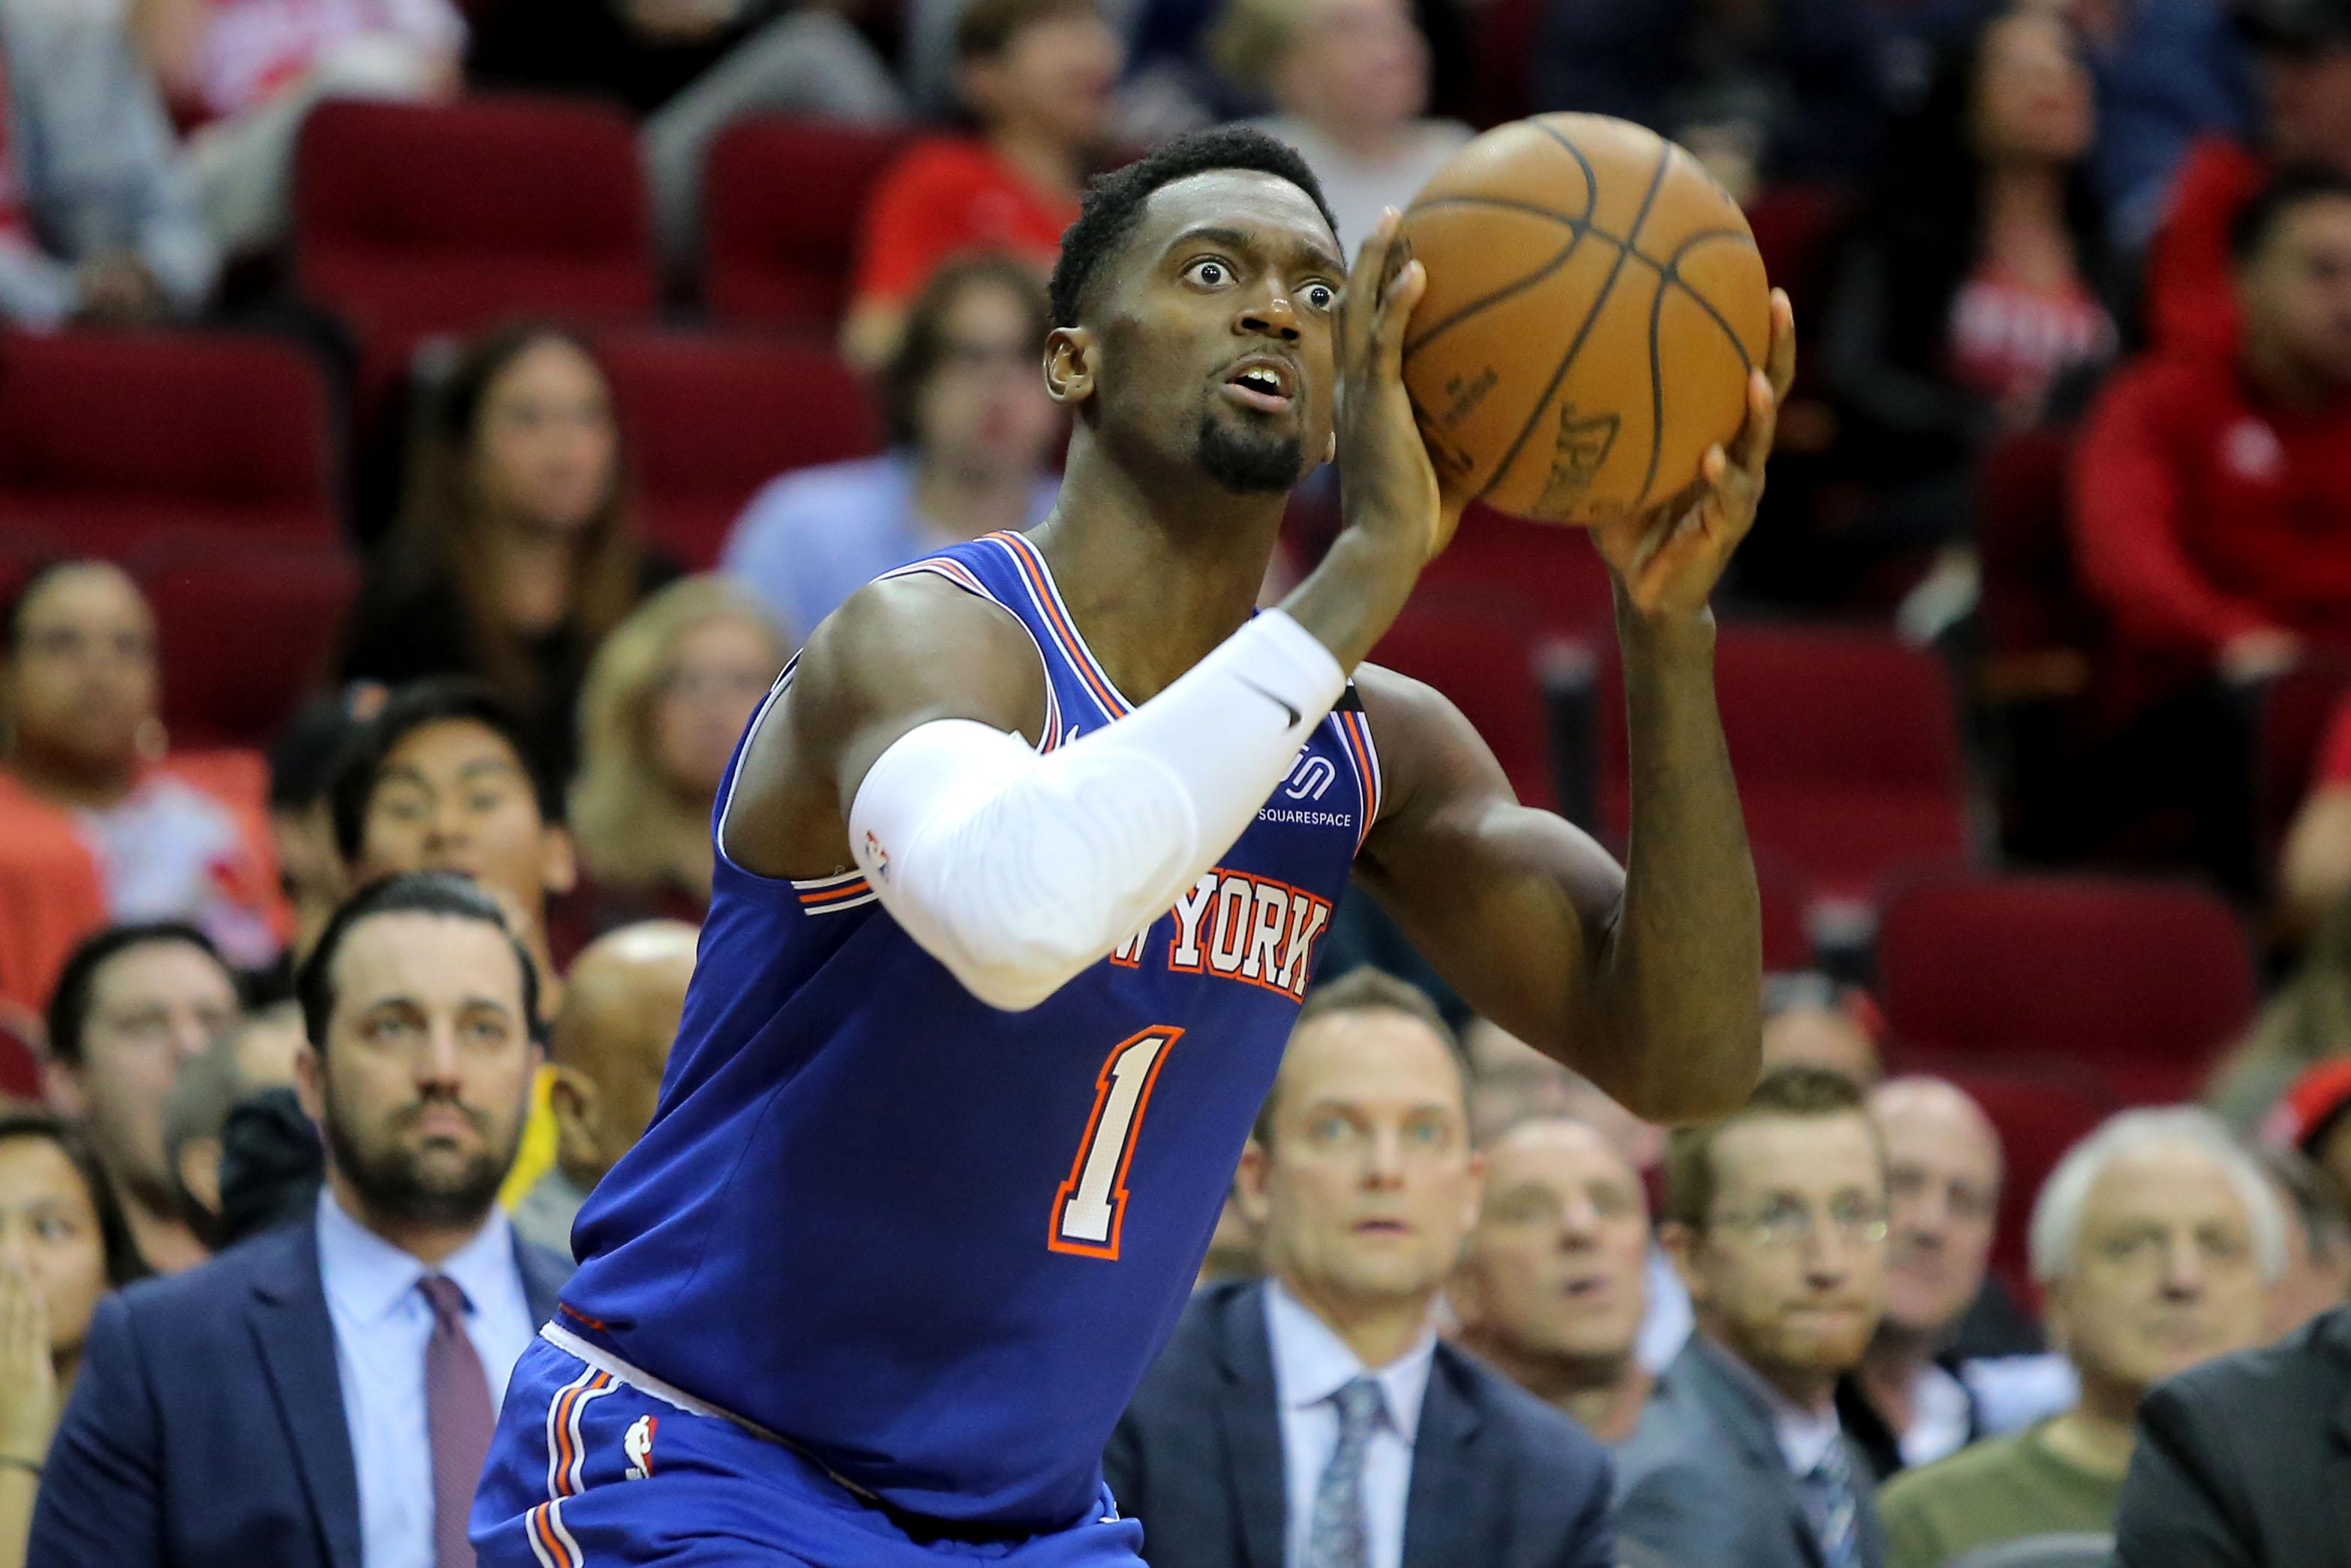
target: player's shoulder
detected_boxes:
[787,566,1048,739]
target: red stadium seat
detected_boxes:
[1598,622,1970,902]
[1741,184,1852,335]
[1902,1057,2119,1306]
[1756,850,1815,973]
[0,329,336,567]
[1877,872,2257,1105]
[1471,0,1544,127]
[596,329,881,570]
[703,118,913,331]
[294,95,657,417]
[1370,592,1558,808]
[139,550,358,750]
[1416,504,1617,644]
[0,1017,40,1104]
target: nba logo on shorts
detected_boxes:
[623,1415,656,1480]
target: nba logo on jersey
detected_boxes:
[622,1415,655,1480]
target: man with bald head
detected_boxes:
[510,921,698,1258]
[1453,1117,1656,1444]
[1839,1077,2003,1480]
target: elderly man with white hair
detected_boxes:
[1877,1108,2281,1568]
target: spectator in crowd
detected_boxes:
[1880,1108,2280,1568]
[1108,970,1615,1568]
[2279,691,2351,937]
[1819,6,2114,586]
[2250,1141,2351,1338]
[265,686,384,969]
[1212,0,1470,253]
[328,679,581,993]
[340,324,678,780]
[512,921,697,1258]
[2073,166,2351,679]
[1452,1117,1657,1445]
[2141,0,2351,362]
[0,1113,142,1568]
[1761,974,1884,1087]
[0,562,286,1018]
[31,873,570,1568]
[1531,0,1891,198]
[41,925,240,1276]
[2113,1302,2351,1567]
[0,0,217,328]
[2212,889,2351,1128]
[569,577,783,931]
[1615,1066,1890,1568]
[133,0,465,256]
[841,0,1122,368]
[1840,1078,2002,1481]
[2061,0,2262,249]
[2260,1056,2351,1199]
[157,1003,304,1251]
[727,255,1063,640]
[469,0,904,280]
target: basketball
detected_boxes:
[1399,113,1773,527]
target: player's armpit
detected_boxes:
[718,574,1051,883]
[1349,664,1624,1071]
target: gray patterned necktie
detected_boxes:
[1305,1376,1387,1568]
[1804,1437,1862,1568]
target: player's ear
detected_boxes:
[1044,327,1096,406]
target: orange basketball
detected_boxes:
[1398,113,1772,527]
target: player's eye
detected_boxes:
[1182,258,1234,289]
[1301,281,1337,313]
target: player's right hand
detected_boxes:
[1333,208,1461,565]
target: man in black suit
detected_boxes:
[31,873,572,1568]
[1106,969,1613,1568]
[2114,1303,2351,1567]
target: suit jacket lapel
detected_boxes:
[1219,1284,1291,1568]
[1681,1340,1826,1568]
[247,1223,364,1568]
[1401,1349,1486,1568]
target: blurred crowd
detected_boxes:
[2,0,2351,1561]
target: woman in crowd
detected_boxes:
[340,322,676,779]
[0,563,285,1022]
[0,1114,143,1568]
[567,577,786,932]
[724,254,1062,641]
[1818,4,2115,602]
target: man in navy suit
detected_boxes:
[32,872,572,1568]
[1106,970,1613,1568]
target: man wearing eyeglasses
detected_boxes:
[1614,1065,1891,1568]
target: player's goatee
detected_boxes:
[1195,414,1303,493]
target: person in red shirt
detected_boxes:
[2141,0,2351,361]
[2280,690,2351,934]
[2072,164,2351,677]
[841,0,1121,367]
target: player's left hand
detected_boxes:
[1591,287,1795,623]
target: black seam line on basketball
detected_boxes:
[1636,227,1762,508]
[1401,226,1591,359]
[1476,138,1675,505]
[1527,118,1602,208]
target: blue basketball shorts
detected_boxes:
[472,1333,1147,1568]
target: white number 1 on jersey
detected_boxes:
[1049,1026,1183,1260]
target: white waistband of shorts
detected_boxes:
[537,1321,886,1504]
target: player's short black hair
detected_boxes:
[46,922,229,1067]
[298,872,541,1051]
[1048,127,1341,330]
[2230,163,2351,264]
[327,677,562,861]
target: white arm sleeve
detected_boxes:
[847,609,1346,1011]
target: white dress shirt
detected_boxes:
[315,1188,538,1568]
[1897,1361,1975,1469]
[1264,1279,1437,1568]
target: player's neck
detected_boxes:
[1030,438,1290,703]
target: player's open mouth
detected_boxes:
[1221,357,1296,413]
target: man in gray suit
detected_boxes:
[1615,1066,1891,1568]
[1107,969,1614,1568]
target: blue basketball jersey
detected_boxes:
[555,530,1382,1533]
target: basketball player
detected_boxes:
[474,126,1794,1567]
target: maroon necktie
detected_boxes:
[421,1274,493,1568]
